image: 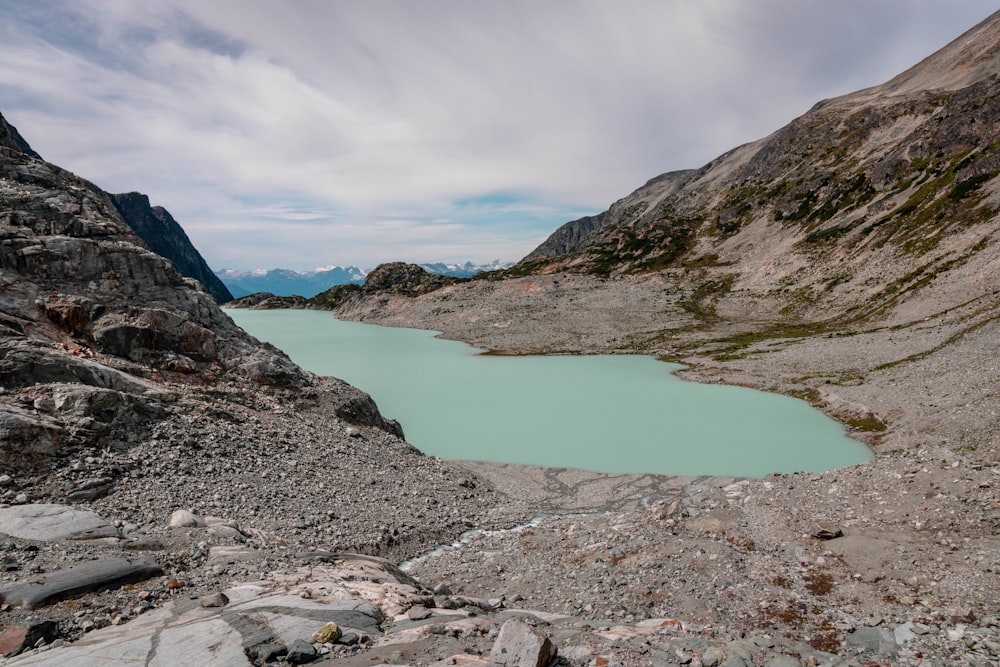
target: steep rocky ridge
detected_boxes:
[110,192,233,304]
[0,115,39,159]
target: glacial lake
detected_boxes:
[228,309,873,477]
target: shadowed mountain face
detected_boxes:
[515,10,1000,327]
[0,115,40,159]
[110,192,234,304]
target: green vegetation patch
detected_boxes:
[681,274,736,320]
[584,215,703,275]
[837,411,888,433]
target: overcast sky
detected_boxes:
[1,1,996,270]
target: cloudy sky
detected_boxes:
[1,1,996,270]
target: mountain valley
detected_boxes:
[1,9,1000,667]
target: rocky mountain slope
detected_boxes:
[509,11,1000,334]
[0,122,232,305]
[110,192,233,304]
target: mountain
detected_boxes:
[0,109,313,465]
[110,192,234,304]
[2,10,999,660]
[510,11,1000,327]
[217,261,509,298]
[216,265,366,298]
[229,261,468,310]
[419,260,513,278]
[0,113,40,159]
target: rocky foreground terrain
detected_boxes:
[2,10,1000,667]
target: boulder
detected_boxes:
[488,619,556,667]
[0,409,63,468]
[845,626,898,656]
[312,622,341,643]
[168,509,204,528]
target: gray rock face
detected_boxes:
[110,192,233,304]
[0,124,322,466]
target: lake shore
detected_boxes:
[329,271,1000,664]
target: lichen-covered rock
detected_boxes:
[311,622,341,643]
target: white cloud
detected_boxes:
[0,0,996,269]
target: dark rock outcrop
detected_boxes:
[0,113,40,159]
[0,558,163,610]
[110,192,233,304]
[361,262,465,295]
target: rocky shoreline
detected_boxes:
[324,270,999,666]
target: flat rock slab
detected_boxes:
[0,558,163,610]
[0,504,118,541]
[7,561,394,666]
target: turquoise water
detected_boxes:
[228,309,872,477]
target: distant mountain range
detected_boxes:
[217,260,511,298]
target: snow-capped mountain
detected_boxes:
[216,266,367,298]
[418,260,512,278]
[217,261,511,298]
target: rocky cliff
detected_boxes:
[110,192,233,304]
[0,110,314,464]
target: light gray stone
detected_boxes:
[489,619,556,667]
[701,647,726,667]
[200,592,230,608]
[765,655,802,667]
[0,504,118,541]
[407,604,432,620]
[167,509,204,528]
[720,657,749,667]
[846,627,897,656]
